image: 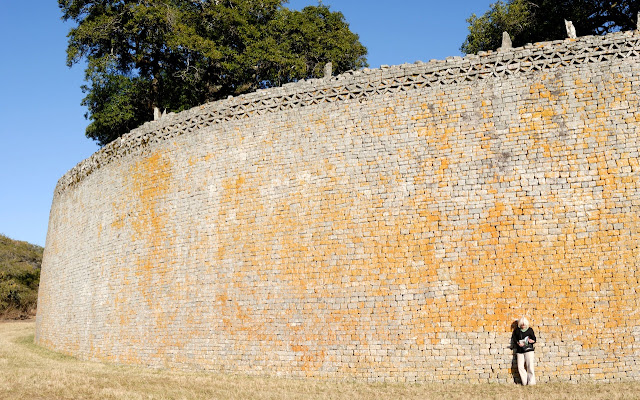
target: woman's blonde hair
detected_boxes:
[519,317,529,329]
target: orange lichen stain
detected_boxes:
[416,126,437,137]
[378,106,396,116]
[59,67,640,380]
[414,100,444,120]
[127,152,175,307]
[110,202,126,230]
[107,148,196,364]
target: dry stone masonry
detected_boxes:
[37,30,640,383]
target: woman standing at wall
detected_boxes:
[512,317,537,385]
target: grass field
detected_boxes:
[2,320,639,400]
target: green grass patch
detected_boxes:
[12,333,76,362]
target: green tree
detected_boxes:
[60,0,368,146]
[0,234,42,319]
[462,0,640,54]
[262,5,368,86]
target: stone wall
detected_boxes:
[36,30,640,383]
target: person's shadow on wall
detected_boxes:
[509,320,521,384]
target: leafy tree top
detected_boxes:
[59,0,368,146]
[461,0,639,54]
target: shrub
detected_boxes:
[0,234,43,319]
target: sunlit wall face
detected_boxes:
[36,30,640,384]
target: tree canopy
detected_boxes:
[461,0,640,54]
[60,0,368,146]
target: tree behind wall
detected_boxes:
[461,0,640,55]
[60,0,368,146]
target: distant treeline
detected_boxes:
[0,234,42,319]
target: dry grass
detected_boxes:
[1,320,639,400]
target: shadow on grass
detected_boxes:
[12,333,76,362]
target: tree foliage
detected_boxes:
[60,0,368,146]
[0,234,42,319]
[462,0,640,54]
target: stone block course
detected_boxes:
[36,30,640,383]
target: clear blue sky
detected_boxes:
[0,0,494,247]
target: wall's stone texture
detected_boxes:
[36,31,640,383]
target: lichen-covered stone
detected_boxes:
[36,30,640,383]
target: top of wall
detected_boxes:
[55,30,640,197]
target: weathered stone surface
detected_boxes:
[324,62,333,78]
[499,31,512,51]
[36,30,640,383]
[565,20,577,39]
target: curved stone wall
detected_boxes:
[36,31,640,383]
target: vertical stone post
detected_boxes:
[565,20,577,39]
[499,31,512,52]
[324,62,333,79]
